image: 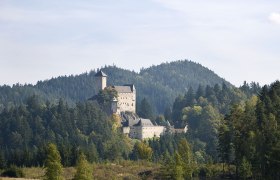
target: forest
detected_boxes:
[0,60,230,114]
[0,60,279,179]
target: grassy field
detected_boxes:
[0,161,161,180]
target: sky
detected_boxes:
[0,0,279,86]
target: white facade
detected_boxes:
[116,89,136,114]
[128,119,165,140]
[95,71,107,91]
[95,70,136,114]
[122,126,130,135]
[95,70,186,140]
[100,76,107,90]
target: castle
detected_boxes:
[95,70,187,140]
[94,70,136,114]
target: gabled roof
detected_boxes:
[134,119,154,127]
[95,70,107,77]
[121,112,139,127]
[124,84,136,91]
[112,85,134,93]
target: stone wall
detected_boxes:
[117,92,136,113]
[141,126,165,139]
[129,126,142,139]
[129,126,165,140]
[96,76,107,91]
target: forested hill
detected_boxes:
[0,60,231,113]
[140,60,230,92]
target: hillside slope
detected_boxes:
[0,60,231,113]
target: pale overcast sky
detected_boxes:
[0,0,279,86]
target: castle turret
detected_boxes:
[111,97,118,114]
[95,70,107,91]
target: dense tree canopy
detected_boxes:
[0,96,130,167]
[1,60,278,179]
[0,60,231,113]
[218,81,280,179]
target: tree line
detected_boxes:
[218,81,280,179]
[0,95,132,167]
[2,67,277,179]
[0,60,232,114]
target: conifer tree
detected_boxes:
[178,139,194,179]
[218,122,234,172]
[239,157,252,179]
[160,150,174,179]
[44,143,63,180]
[133,141,153,161]
[184,87,195,107]
[0,151,6,169]
[196,84,205,99]
[73,153,93,180]
[138,98,154,120]
[172,152,184,180]
[164,107,172,121]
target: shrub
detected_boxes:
[198,164,223,178]
[1,166,24,178]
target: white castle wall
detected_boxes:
[129,126,165,140]
[95,70,170,140]
[141,126,165,139]
[96,76,107,91]
[117,92,136,113]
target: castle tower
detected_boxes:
[111,97,119,114]
[95,70,107,92]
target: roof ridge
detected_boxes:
[95,70,107,77]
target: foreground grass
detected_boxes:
[93,160,160,180]
[1,162,234,179]
[1,160,160,180]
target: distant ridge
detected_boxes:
[0,60,231,113]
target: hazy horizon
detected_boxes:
[1,0,279,86]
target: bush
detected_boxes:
[1,166,24,178]
[198,164,223,178]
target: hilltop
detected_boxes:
[0,60,231,113]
